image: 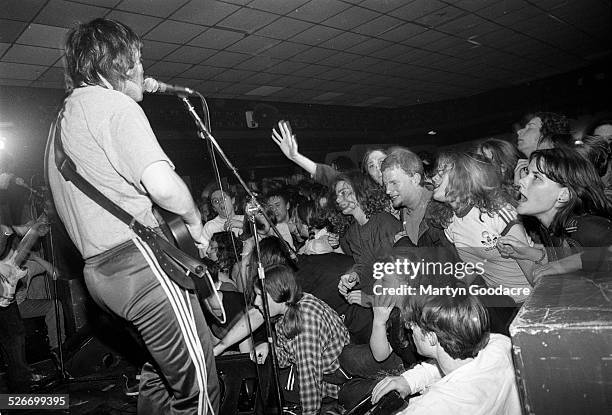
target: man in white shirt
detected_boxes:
[201,188,244,254]
[370,295,520,415]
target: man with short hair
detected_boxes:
[381,149,453,252]
[46,18,218,414]
[371,295,520,415]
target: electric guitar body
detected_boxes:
[0,214,49,307]
[153,206,226,324]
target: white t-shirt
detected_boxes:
[445,206,532,302]
[398,334,521,415]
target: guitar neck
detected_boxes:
[12,230,40,266]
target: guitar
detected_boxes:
[153,206,226,324]
[0,214,49,307]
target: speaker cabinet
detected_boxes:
[216,353,271,415]
[57,276,91,337]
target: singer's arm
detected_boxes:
[141,161,204,243]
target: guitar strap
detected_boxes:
[51,104,210,295]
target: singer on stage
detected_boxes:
[46,18,219,414]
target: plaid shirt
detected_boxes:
[275,293,350,415]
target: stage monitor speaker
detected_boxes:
[57,276,91,338]
[64,336,118,378]
[510,272,612,415]
[216,353,271,415]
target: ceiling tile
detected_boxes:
[15,23,68,49]
[258,41,310,60]
[234,55,278,71]
[287,0,351,23]
[180,65,225,79]
[189,27,244,49]
[319,52,360,67]
[202,50,250,67]
[289,46,336,63]
[217,8,279,33]
[318,32,370,50]
[402,30,447,47]
[0,20,28,44]
[141,40,179,60]
[0,78,33,86]
[255,17,313,40]
[389,0,447,20]
[358,0,406,13]
[0,43,10,55]
[34,0,109,28]
[164,46,217,64]
[144,20,205,44]
[212,68,256,82]
[249,0,311,15]
[353,15,403,36]
[36,66,65,82]
[379,23,428,43]
[290,26,343,46]
[105,11,163,36]
[476,0,528,20]
[321,6,379,30]
[349,56,384,70]
[415,5,468,28]
[226,35,280,53]
[146,61,192,77]
[1,0,46,21]
[370,43,415,60]
[2,45,62,66]
[347,38,393,55]
[0,62,47,80]
[451,0,494,12]
[170,0,239,26]
[266,60,308,74]
[245,85,284,96]
[291,64,329,77]
[117,0,191,18]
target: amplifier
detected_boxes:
[216,353,272,415]
[510,272,612,415]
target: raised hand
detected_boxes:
[271,120,299,161]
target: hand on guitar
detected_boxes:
[185,222,206,249]
[371,376,412,404]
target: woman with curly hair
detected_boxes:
[432,152,535,304]
[475,138,522,186]
[332,171,402,305]
[207,231,243,292]
[497,147,612,279]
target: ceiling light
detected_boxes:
[427,130,437,135]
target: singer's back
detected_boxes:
[47,84,171,258]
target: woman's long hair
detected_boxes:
[530,148,612,234]
[445,152,515,215]
[254,264,303,339]
[210,231,242,274]
[475,139,522,186]
[330,170,389,219]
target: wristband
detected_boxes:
[534,247,547,264]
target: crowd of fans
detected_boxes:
[196,113,612,414]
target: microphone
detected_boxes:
[144,77,195,95]
[12,177,45,198]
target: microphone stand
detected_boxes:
[245,204,285,414]
[179,94,294,413]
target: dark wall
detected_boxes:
[0,57,610,185]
